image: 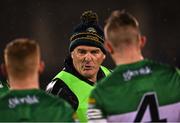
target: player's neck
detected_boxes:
[9,74,39,90]
[113,49,144,65]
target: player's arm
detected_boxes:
[62,101,76,122]
[87,90,107,123]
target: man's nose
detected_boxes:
[84,53,93,61]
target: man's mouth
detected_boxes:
[83,65,93,70]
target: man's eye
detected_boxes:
[78,50,86,54]
[91,50,99,54]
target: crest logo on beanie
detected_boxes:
[86,27,97,33]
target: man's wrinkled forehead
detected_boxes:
[74,45,102,52]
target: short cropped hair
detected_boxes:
[4,38,40,79]
[105,10,140,47]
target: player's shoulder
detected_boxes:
[36,90,72,109]
[38,89,65,103]
[142,59,179,74]
[147,59,172,68]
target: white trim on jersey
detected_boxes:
[107,102,180,122]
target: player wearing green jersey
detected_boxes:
[88,10,180,122]
[0,38,74,122]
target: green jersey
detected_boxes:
[0,79,9,97]
[88,59,180,122]
[0,89,74,122]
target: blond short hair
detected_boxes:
[105,10,140,48]
[4,38,40,79]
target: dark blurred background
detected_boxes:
[0,0,179,89]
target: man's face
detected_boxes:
[71,45,105,80]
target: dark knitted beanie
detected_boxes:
[69,10,106,54]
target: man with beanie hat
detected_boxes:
[46,10,111,122]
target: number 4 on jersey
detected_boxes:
[134,92,167,122]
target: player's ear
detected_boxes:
[140,35,146,49]
[104,40,114,54]
[39,61,45,74]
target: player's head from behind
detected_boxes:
[104,10,146,65]
[4,38,44,88]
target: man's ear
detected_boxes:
[39,61,45,74]
[71,51,74,59]
[1,63,7,78]
[104,41,114,54]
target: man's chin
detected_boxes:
[83,71,95,78]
